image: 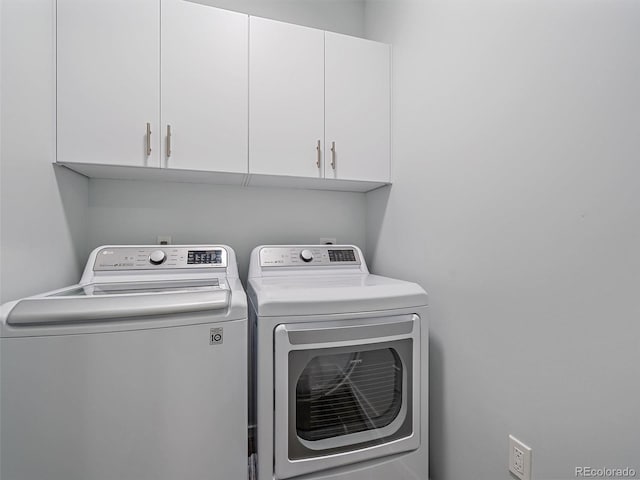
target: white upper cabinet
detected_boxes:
[56,6,390,191]
[249,17,325,178]
[325,32,391,183]
[161,2,248,173]
[249,19,391,185]
[57,0,248,175]
[57,0,160,167]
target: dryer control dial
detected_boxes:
[300,249,314,263]
[149,250,167,265]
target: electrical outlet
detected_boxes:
[320,237,337,245]
[509,435,532,480]
[514,446,524,474]
[157,235,172,245]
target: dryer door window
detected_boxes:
[295,346,404,441]
[287,339,413,459]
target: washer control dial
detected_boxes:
[149,250,167,265]
[300,249,314,263]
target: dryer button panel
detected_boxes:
[260,247,360,267]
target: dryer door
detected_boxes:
[273,314,420,479]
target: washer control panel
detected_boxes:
[259,246,360,267]
[94,247,227,271]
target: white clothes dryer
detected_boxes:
[247,245,428,480]
[1,245,247,480]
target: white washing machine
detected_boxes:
[247,245,428,480]
[0,245,247,480]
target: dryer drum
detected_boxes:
[295,348,403,441]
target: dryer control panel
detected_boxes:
[93,246,228,271]
[259,246,361,267]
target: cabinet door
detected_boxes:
[325,33,390,183]
[57,0,160,167]
[162,1,248,173]
[249,17,324,178]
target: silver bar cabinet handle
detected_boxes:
[330,141,336,170]
[166,125,172,158]
[145,122,152,157]
[316,140,321,168]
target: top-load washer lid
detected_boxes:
[53,278,221,296]
[5,279,230,326]
[248,274,428,317]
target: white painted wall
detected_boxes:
[0,0,88,303]
[193,0,365,36]
[364,1,640,479]
[89,179,366,282]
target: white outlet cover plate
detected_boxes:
[509,435,532,480]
